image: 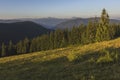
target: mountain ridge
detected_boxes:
[0,17,120,29]
[54,18,120,29]
[0,21,50,44]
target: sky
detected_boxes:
[0,0,120,19]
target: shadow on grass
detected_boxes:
[0,47,120,80]
[73,47,120,64]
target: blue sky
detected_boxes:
[0,0,120,19]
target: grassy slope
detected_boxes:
[0,38,120,80]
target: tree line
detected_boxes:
[0,9,120,57]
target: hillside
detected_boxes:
[0,21,50,44]
[0,38,120,80]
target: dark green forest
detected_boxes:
[0,21,50,44]
[0,9,120,57]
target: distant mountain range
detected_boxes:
[29,18,69,29]
[0,18,69,29]
[54,18,89,29]
[0,21,50,44]
[54,18,120,29]
[0,17,120,30]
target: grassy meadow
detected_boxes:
[0,38,120,80]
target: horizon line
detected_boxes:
[0,16,119,20]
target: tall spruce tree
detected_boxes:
[95,8,110,42]
[1,43,6,57]
[86,20,95,43]
[49,32,54,49]
[23,38,29,53]
[16,40,23,54]
[8,40,14,55]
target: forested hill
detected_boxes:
[0,21,50,44]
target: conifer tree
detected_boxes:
[81,31,87,44]
[60,37,66,47]
[8,40,14,55]
[96,9,110,42]
[70,26,80,45]
[23,38,29,53]
[86,20,94,43]
[29,39,37,52]
[8,40,13,51]
[78,24,86,44]
[1,43,6,57]
[49,32,54,49]
[16,40,23,54]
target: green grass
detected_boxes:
[0,38,120,80]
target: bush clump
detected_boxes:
[67,51,78,62]
[97,50,113,63]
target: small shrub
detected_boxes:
[97,50,113,63]
[90,75,95,80]
[88,57,95,63]
[67,51,78,62]
[115,53,118,61]
[114,49,119,61]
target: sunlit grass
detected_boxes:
[0,38,120,80]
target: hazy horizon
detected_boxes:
[0,0,120,19]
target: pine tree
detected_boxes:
[16,40,23,54]
[96,9,110,42]
[1,43,6,57]
[39,35,49,50]
[86,20,95,43]
[23,38,29,53]
[49,32,54,49]
[70,26,80,45]
[54,29,63,48]
[8,40,14,55]
[78,24,86,44]
[81,31,87,44]
[60,37,66,47]
[8,41,13,51]
[29,38,39,53]
[108,24,116,39]
[60,29,69,47]
[114,24,120,38]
